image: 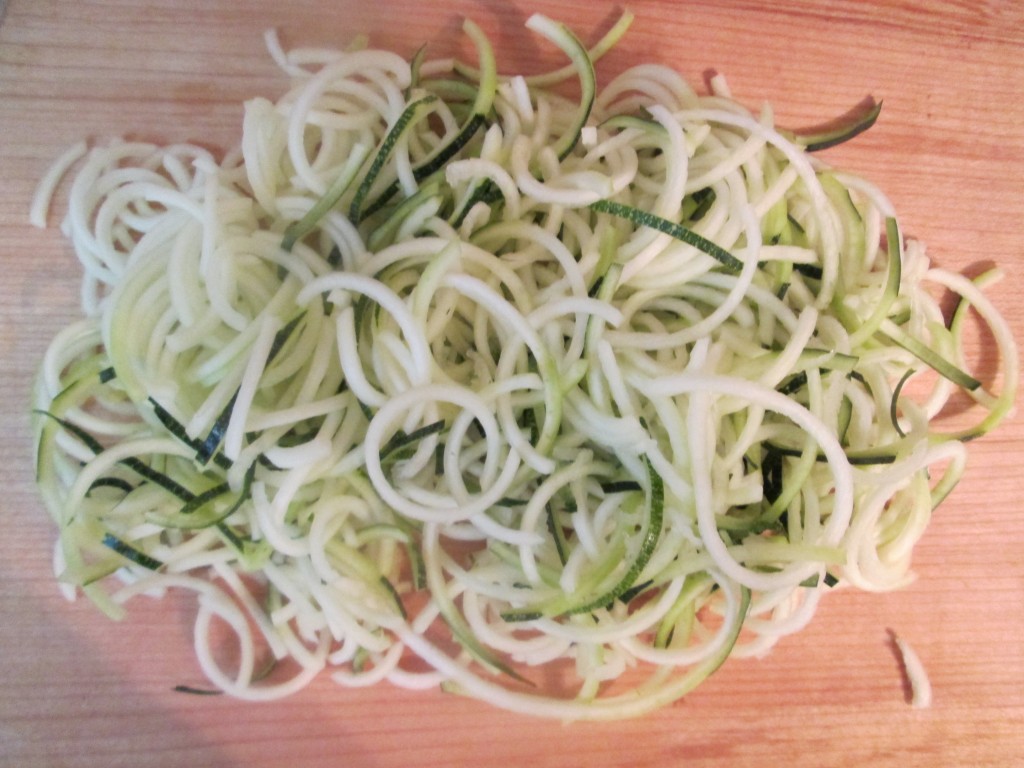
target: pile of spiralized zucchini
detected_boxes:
[31,12,1016,719]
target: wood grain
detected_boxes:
[1,1,1022,766]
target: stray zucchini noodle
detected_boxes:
[30,12,1017,720]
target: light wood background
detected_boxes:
[1,1,1022,766]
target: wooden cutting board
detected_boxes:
[2,1,1022,766]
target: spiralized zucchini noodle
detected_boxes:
[31,12,1017,719]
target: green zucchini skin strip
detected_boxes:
[501,458,664,621]
[360,19,497,220]
[151,464,255,530]
[562,458,663,616]
[102,533,164,571]
[349,94,438,224]
[449,177,501,227]
[545,501,570,566]
[195,393,237,466]
[600,480,642,494]
[379,419,445,463]
[360,115,486,222]
[38,408,255,532]
[794,98,883,152]
[454,9,632,89]
[281,144,370,251]
[33,362,108,507]
[422,525,532,684]
[877,320,982,391]
[844,216,902,346]
[36,410,199,502]
[172,685,223,696]
[88,476,135,495]
[590,199,744,272]
[768,440,897,466]
[367,177,445,251]
[407,19,495,180]
[149,397,232,471]
[940,269,1018,442]
[195,311,306,465]
[525,14,596,161]
[889,368,916,438]
[697,585,750,677]
[405,44,428,98]
[422,20,498,169]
